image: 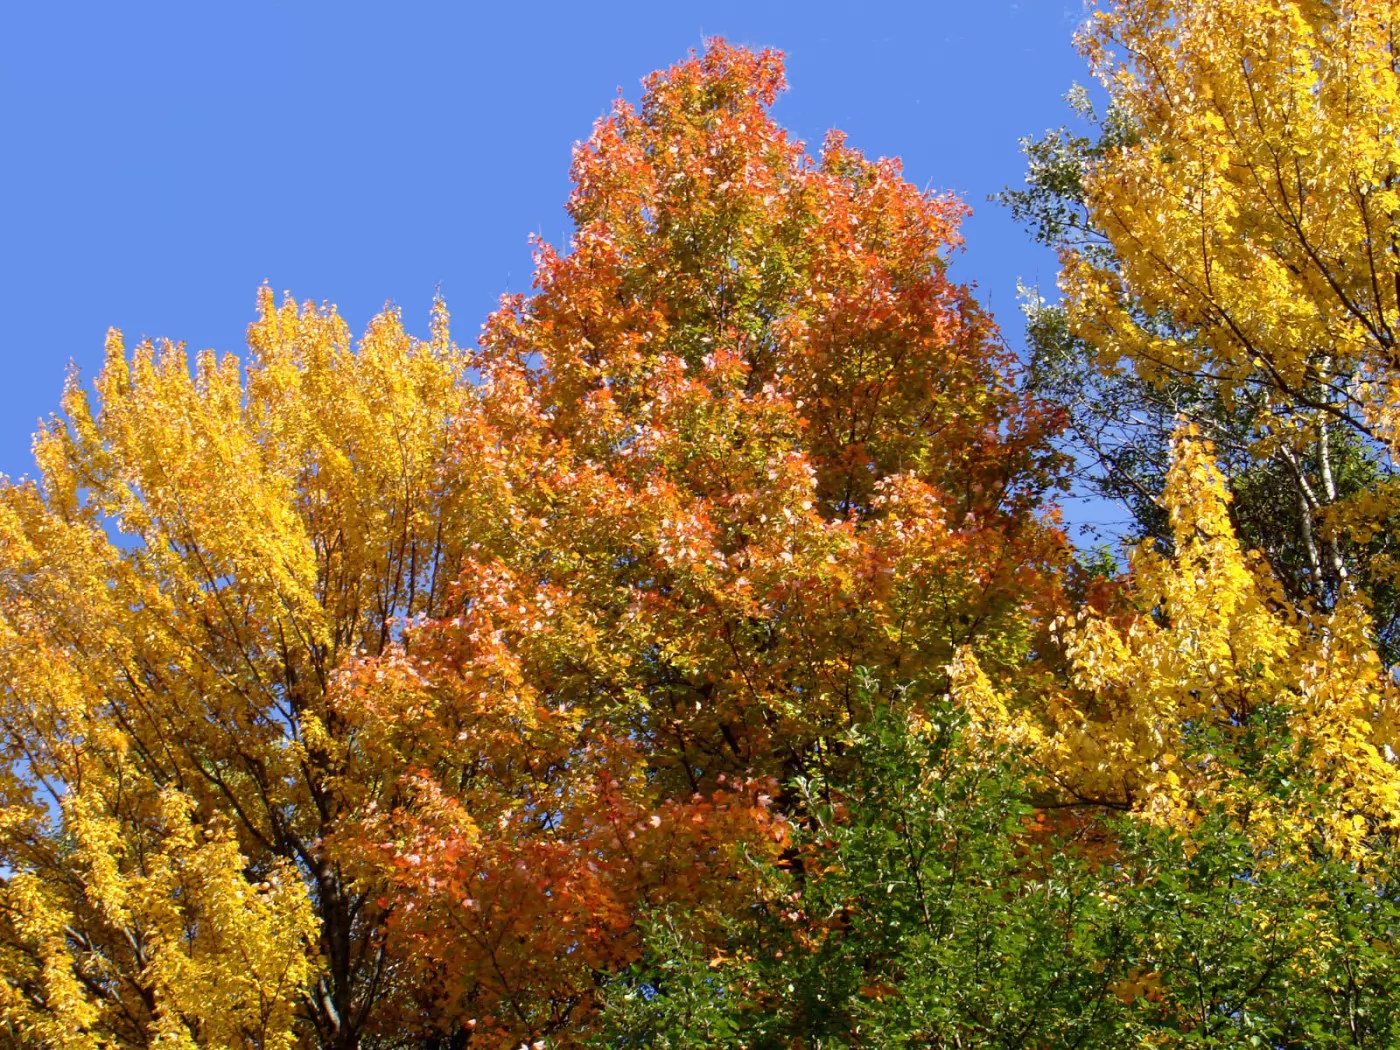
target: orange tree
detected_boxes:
[0,42,1067,1049]
[586,8,1400,1044]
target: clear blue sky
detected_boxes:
[1,1,1108,526]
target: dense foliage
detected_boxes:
[1003,0,1400,656]
[601,687,1400,1048]
[2,4,1400,1047]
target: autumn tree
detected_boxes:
[604,8,1400,1041]
[956,428,1400,850]
[339,40,1068,1044]
[978,0,1400,871]
[943,4,1400,1031]
[0,304,477,1050]
[1001,0,1400,657]
[0,41,1068,1049]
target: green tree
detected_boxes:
[599,676,1400,1048]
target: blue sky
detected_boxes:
[1,1,1109,527]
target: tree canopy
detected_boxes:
[3,8,1400,1049]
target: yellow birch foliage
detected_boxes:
[0,290,483,1047]
[1065,0,1400,559]
[0,790,317,1050]
[954,426,1400,857]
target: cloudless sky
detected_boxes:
[1,1,1114,530]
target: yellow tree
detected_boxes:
[997,0,1400,857]
[954,426,1400,859]
[0,790,317,1050]
[0,300,481,1048]
[1062,0,1400,614]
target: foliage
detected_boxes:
[600,677,1400,1049]
[0,791,318,1050]
[996,26,1400,658]
[4,10,1400,1046]
[596,689,1131,1049]
[956,427,1400,860]
[0,41,1066,1049]
[1003,0,1400,656]
[599,423,1400,1049]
